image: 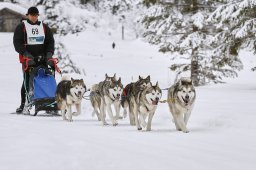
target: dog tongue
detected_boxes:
[152,100,158,105]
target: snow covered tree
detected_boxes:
[208,0,256,72]
[141,0,242,85]
[34,0,90,74]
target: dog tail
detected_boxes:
[61,75,70,81]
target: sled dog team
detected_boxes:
[56,74,196,133]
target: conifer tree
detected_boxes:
[141,0,242,85]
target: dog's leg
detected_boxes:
[66,104,73,122]
[175,113,189,133]
[93,108,101,121]
[72,103,81,116]
[128,103,135,125]
[133,101,142,130]
[184,110,192,126]
[100,99,108,125]
[61,109,67,120]
[114,101,122,119]
[59,101,67,120]
[122,101,128,118]
[139,113,147,128]
[184,104,194,125]
[169,104,182,131]
[123,108,127,118]
[146,111,155,131]
[106,103,118,126]
[173,116,181,131]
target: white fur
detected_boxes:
[168,79,196,133]
[100,86,123,126]
[137,88,162,131]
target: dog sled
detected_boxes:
[23,57,61,116]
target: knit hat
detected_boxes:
[26,7,39,16]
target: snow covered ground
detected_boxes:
[0,31,256,170]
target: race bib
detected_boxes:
[23,20,45,45]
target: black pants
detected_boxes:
[20,70,30,106]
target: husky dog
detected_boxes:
[167,77,196,133]
[90,74,123,126]
[90,74,117,121]
[136,82,162,131]
[121,75,151,128]
[56,76,86,121]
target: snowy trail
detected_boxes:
[1,32,256,170]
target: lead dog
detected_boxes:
[167,78,196,133]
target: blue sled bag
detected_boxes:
[33,68,56,100]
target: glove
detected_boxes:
[23,51,33,59]
[46,52,53,59]
[23,52,35,66]
[46,52,54,67]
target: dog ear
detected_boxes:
[118,77,121,83]
[146,75,150,80]
[114,73,116,79]
[139,75,142,80]
[188,79,192,85]
[155,81,159,87]
[105,73,108,78]
[179,79,183,86]
[149,81,152,87]
[71,78,74,84]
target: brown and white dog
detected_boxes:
[56,76,86,121]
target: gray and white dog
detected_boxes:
[167,77,196,133]
[90,74,123,126]
[90,74,116,121]
[136,82,162,131]
[121,75,152,130]
[56,76,86,122]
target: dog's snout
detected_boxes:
[185,95,189,99]
[78,91,82,95]
[155,97,159,101]
[117,94,120,97]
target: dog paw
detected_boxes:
[103,122,109,126]
[182,129,189,133]
[137,127,142,131]
[141,122,147,128]
[146,127,151,131]
[112,119,118,126]
[67,119,73,122]
[72,112,80,116]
